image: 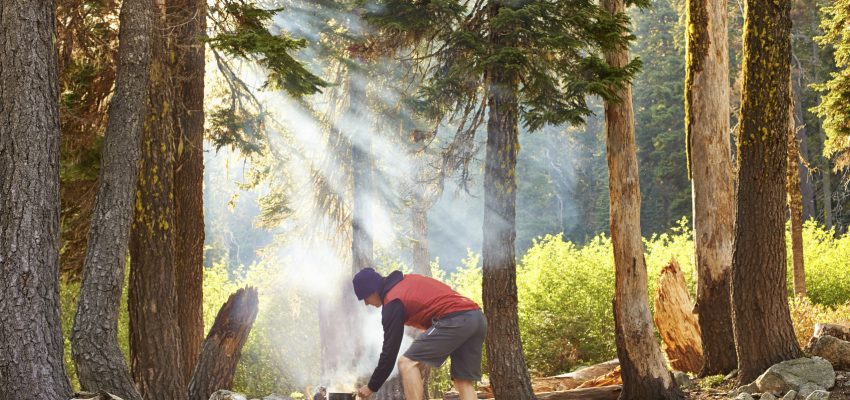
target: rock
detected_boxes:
[809,335,850,369]
[730,382,759,398]
[797,383,822,399]
[733,393,754,400]
[780,390,797,400]
[673,371,693,389]
[754,357,835,395]
[209,390,248,400]
[804,390,829,400]
[760,393,778,400]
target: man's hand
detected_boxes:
[357,385,373,399]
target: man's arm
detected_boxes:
[367,299,405,392]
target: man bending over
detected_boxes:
[352,268,486,400]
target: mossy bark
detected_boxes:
[730,0,802,385]
[128,1,188,398]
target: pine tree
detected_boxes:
[684,0,738,376]
[0,2,74,398]
[71,0,151,398]
[365,1,640,398]
[813,0,850,172]
[731,0,802,384]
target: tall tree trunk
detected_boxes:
[787,81,806,297]
[411,205,430,276]
[791,63,815,220]
[482,4,536,399]
[171,0,207,382]
[188,287,259,400]
[601,0,682,398]
[0,2,74,398]
[730,0,802,385]
[320,68,370,383]
[129,1,188,398]
[684,0,738,376]
[811,32,833,229]
[71,0,151,399]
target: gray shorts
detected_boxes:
[403,309,487,381]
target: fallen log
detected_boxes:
[536,385,622,400]
[442,386,622,400]
[814,323,850,342]
[653,258,704,373]
[188,287,259,400]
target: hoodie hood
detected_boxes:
[379,270,404,301]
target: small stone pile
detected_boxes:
[730,357,834,400]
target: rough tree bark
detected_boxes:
[129,0,188,398]
[188,287,259,400]
[787,80,806,297]
[481,3,536,399]
[171,0,207,382]
[730,0,802,385]
[70,0,152,399]
[0,2,74,398]
[601,0,682,398]
[684,0,738,376]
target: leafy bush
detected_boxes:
[789,296,850,348]
[789,220,850,306]
[58,220,849,395]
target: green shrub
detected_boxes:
[789,220,850,306]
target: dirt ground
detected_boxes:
[684,370,850,399]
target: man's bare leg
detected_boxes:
[453,379,476,400]
[397,356,425,400]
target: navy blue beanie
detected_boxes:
[352,267,383,300]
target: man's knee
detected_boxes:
[398,356,418,373]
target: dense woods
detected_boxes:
[2,0,850,399]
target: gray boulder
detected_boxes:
[760,393,778,400]
[730,382,759,398]
[809,335,850,369]
[733,393,755,400]
[209,391,248,400]
[754,357,835,395]
[780,390,797,400]
[797,383,823,399]
[804,390,830,400]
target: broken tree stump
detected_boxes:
[652,258,704,373]
[188,287,259,400]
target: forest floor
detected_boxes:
[683,369,850,399]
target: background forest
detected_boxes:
[3,0,850,398]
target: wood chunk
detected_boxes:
[653,258,704,373]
